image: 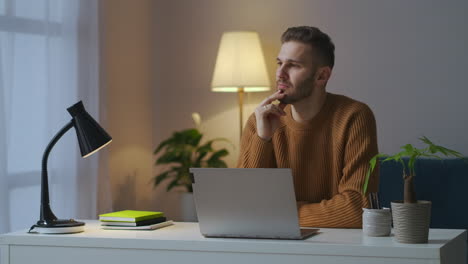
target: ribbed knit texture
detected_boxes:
[237,93,379,228]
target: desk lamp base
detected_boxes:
[29,219,85,234]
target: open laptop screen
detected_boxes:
[190,168,317,239]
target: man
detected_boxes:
[237,26,379,228]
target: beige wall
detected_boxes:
[101,0,155,212]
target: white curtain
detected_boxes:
[0,0,108,233]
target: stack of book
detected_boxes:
[99,210,173,230]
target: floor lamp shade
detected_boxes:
[211,31,271,136]
[211,31,270,92]
[29,100,112,234]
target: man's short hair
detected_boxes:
[281,26,335,69]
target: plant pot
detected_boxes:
[391,200,431,243]
[362,208,392,237]
[180,192,198,222]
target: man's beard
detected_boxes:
[278,73,316,105]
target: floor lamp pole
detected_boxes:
[237,88,244,138]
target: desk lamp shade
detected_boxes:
[29,101,112,234]
[68,101,112,158]
[211,31,270,136]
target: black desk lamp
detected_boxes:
[29,101,112,234]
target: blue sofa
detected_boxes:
[379,158,468,263]
[379,158,468,229]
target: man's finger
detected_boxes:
[278,103,287,110]
[259,91,285,106]
[261,104,286,116]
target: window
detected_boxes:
[0,0,99,233]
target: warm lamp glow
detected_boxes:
[82,140,112,158]
[211,31,270,137]
[211,31,270,92]
[212,87,270,92]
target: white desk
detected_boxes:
[0,220,466,264]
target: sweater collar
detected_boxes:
[282,92,333,130]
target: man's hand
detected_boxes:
[255,91,287,141]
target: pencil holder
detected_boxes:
[362,208,391,237]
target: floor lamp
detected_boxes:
[211,31,270,137]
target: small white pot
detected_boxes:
[362,208,392,237]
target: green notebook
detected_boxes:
[101,220,174,230]
[99,210,164,222]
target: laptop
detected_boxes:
[189,168,319,240]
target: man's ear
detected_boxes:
[317,66,332,82]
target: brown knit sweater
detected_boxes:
[237,92,379,228]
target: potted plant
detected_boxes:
[153,128,230,192]
[364,136,465,243]
[153,113,231,221]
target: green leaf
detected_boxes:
[364,136,466,196]
[166,179,181,192]
[437,146,449,155]
[154,171,171,185]
[363,170,371,194]
[156,151,182,165]
[154,137,175,154]
[194,141,214,166]
[196,140,214,154]
[175,129,203,147]
[383,149,411,163]
[208,149,229,161]
[402,144,415,153]
[207,159,228,168]
[363,157,376,194]
[363,153,387,193]
[419,136,434,146]
[420,136,465,159]
[429,144,438,154]
[382,156,397,162]
[153,128,231,192]
[438,146,463,158]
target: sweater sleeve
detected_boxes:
[298,105,380,228]
[237,114,277,168]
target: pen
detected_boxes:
[375,193,381,209]
[368,193,381,209]
[368,193,375,209]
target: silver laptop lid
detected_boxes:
[190,168,302,239]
